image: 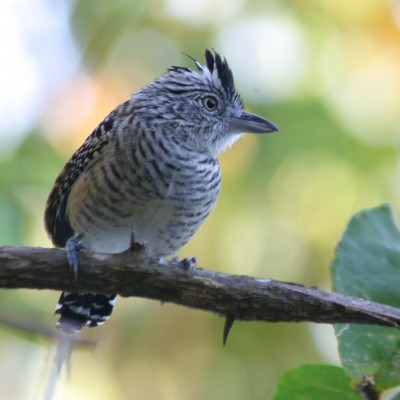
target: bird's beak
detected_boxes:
[228,111,279,134]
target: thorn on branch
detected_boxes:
[223,314,236,346]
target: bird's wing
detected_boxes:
[44,100,133,247]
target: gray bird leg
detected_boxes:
[65,235,82,281]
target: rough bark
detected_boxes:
[0,245,399,328]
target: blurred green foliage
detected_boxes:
[333,205,400,392]
[272,365,363,400]
[1,0,400,399]
[272,205,400,399]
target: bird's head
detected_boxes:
[135,49,278,157]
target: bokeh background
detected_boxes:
[1,0,400,399]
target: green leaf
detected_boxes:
[272,364,363,400]
[332,204,400,390]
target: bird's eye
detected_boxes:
[202,96,218,112]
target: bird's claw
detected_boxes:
[171,255,197,270]
[129,232,147,251]
[65,235,82,281]
[180,257,197,270]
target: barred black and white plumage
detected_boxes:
[45,49,278,333]
[55,292,116,333]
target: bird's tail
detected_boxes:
[55,291,117,333]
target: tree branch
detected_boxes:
[0,245,399,328]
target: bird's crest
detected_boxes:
[169,49,236,98]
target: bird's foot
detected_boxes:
[65,235,82,281]
[129,232,148,252]
[171,255,197,271]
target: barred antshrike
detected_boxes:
[45,49,278,333]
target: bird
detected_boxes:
[45,49,278,334]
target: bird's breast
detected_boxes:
[66,130,221,256]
